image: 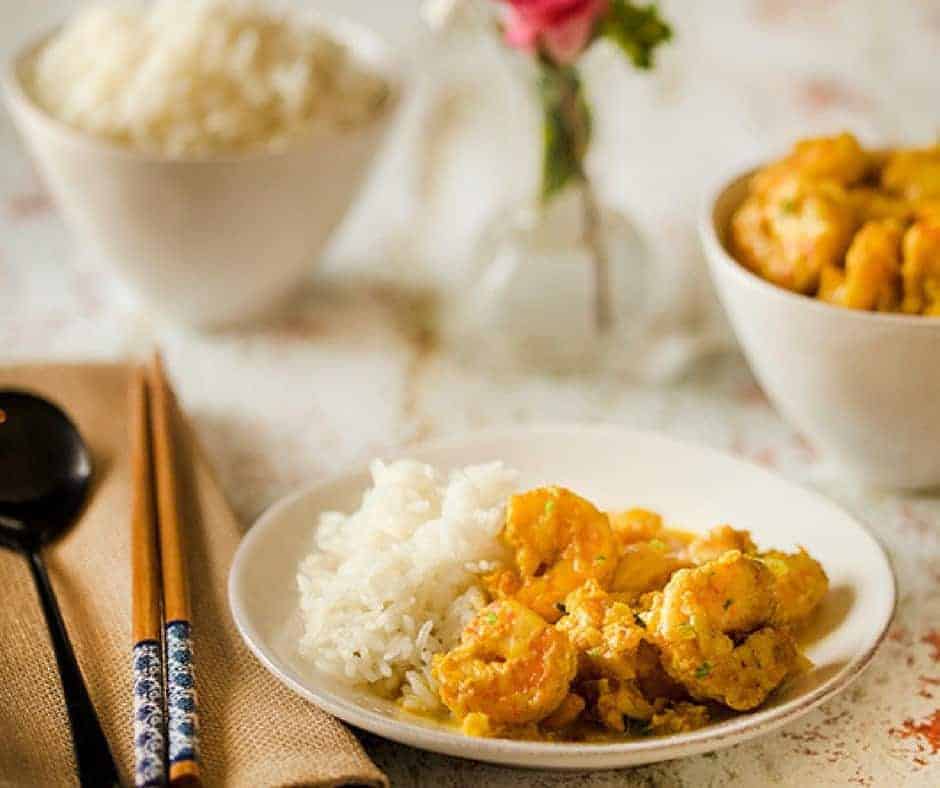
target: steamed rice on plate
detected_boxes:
[297,461,517,714]
[24,0,390,156]
[296,459,830,741]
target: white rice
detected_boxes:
[26,0,389,156]
[297,459,518,713]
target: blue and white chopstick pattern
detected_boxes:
[166,620,199,768]
[133,640,166,788]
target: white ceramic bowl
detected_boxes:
[3,19,400,328]
[702,171,940,489]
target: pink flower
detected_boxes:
[502,0,609,64]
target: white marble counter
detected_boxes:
[2,1,939,785]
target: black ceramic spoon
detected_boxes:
[0,390,120,787]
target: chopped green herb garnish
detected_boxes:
[780,198,798,214]
[648,539,667,551]
[595,554,607,563]
[723,598,734,610]
[545,499,556,514]
[485,613,498,625]
[695,661,712,679]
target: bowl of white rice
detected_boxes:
[3,0,399,327]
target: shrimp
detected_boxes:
[900,218,940,316]
[849,187,914,224]
[881,145,940,201]
[559,581,687,731]
[688,525,756,565]
[760,549,829,628]
[610,540,692,596]
[557,580,649,681]
[818,220,903,312]
[432,600,577,730]
[649,551,802,710]
[752,133,870,195]
[730,195,780,283]
[486,487,616,622]
[916,200,940,222]
[540,693,586,731]
[731,177,857,294]
[609,508,664,547]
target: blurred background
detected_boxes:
[5,1,939,334]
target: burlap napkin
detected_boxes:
[0,363,387,788]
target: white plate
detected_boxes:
[228,425,896,770]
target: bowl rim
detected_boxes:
[699,166,940,329]
[1,12,402,166]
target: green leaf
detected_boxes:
[539,63,591,202]
[602,1,673,69]
[541,111,580,201]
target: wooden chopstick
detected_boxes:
[130,366,167,788]
[149,353,201,787]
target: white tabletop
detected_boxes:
[2,2,939,785]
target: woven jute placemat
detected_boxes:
[0,363,387,788]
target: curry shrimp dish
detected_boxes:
[730,133,940,316]
[297,461,828,742]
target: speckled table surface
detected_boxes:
[2,1,939,785]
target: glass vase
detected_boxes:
[442,178,652,375]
